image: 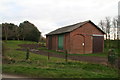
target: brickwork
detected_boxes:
[46,22,104,54]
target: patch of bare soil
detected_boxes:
[18,44,40,49]
[17,44,108,65]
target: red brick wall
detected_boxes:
[51,35,55,50]
[70,35,84,54]
[85,35,92,53]
[47,33,70,52]
[51,35,58,50]
[46,36,48,49]
[46,22,104,54]
[64,33,70,52]
[69,22,104,54]
[46,35,58,50]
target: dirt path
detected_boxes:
[33,49,107,65]
[18,44,108,65]
[17,48,107,65]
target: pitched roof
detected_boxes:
[46,20,105,35]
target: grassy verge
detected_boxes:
[38,47,107,57]
[104,40,120,56]
[38,40,120,57]
[2,40,119,78]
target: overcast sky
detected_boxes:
[0,0,119,36]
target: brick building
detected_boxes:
[46,20,105,54]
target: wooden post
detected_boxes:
[26,48,30,60]
[48,52,50,60]
[65,50,68,62]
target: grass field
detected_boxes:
[2,40,119,78]
[38,40,120,57]
[104,40,120,56]
[38,47,108,57]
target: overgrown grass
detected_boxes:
[38,40,120,57]
[104,40,120,57]
[2,40,119,78]
[38,47,107,57]
[3,40,37,58]
[4,40,37,49]
[3,62,118,78]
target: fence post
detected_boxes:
[65,50,68,62]
[48,52,50,60]
[26,48,30,60]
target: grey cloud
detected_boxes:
[0,0,119,36]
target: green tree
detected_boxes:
[19,21,41,42]
[2,23,8,40]
[2,23,19,40]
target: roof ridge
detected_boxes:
[63,20,90,28]
[46,20,92,35]
[50,20,90,31]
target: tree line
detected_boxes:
[98,16,120,40]
[98,16,120,49]
[2,21,41,42]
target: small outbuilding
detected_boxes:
[46,20,105,54]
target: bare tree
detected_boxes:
[117,16,120,40]
[117,16,120,49]
[112,18,118,40]
[99,16,119,50]
[99,20,105,31]
[105,17,111,48]
[98,20,106,40]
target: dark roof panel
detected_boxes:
[46,20,105,35]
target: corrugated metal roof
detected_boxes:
[46,20,105,35]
